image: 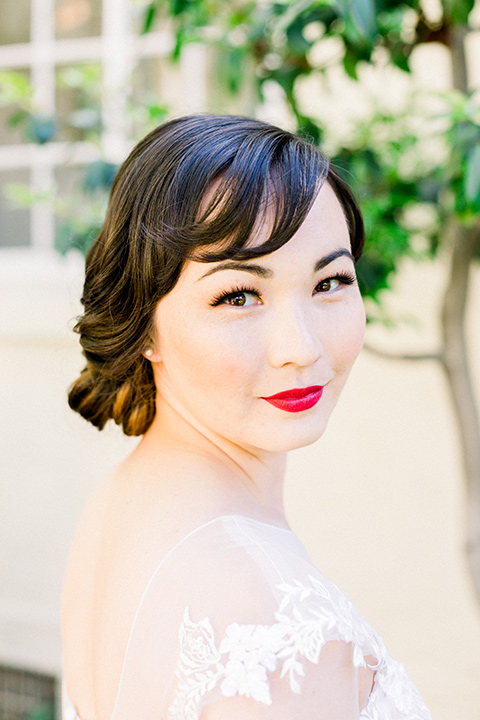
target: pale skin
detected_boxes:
[62,182,373,719]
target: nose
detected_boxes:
[267,302,325,369]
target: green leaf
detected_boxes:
[465,143,480,203]
[297,116,322,144]
[218,45,247,94]
[143,3,157,33]
[4,182,36,206]
[350,0,377,39]
[7,108,28,127]
[271,0,323,41]
[146,101,168,122]
[82,160,118,193]
[342,45,359,79]
[172,0,190,16]
[444,0,475,24]
[0,70,32,106]
[336,0,377,40]
[172,26,186,61]
[4,182,52,206]
[26,114,57,144]
[55,220,101,255]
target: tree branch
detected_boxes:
[439,219,480,602]
[363,343,443,363]
[449,25,469,93]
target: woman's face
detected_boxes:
[149,182,366,454]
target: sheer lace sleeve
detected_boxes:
[107,516,431,720]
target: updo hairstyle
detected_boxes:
[68,114,365,436]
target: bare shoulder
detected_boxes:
[114,441,247,539]
[65,442,245,593]
[62,443,245,718]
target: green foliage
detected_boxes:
[55,160,117,255]
[26,115,57,144]
[442,93,480,222]
[135,0,480,303]
[2,0,479,306]
[212,2,478,299]
[82,160,118,192]
[443,0,476,24]
[57,64,103,141]
[328,113,433,300]
[0,70,32,106]
[465,144,480,205]
[3,182,53,207]
[0,70,57,143]
[337,0,377,41]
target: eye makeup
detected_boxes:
[210,286,260,307]
[314,270,357,292]
[210,269,357,308]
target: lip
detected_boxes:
[261,385,324,413]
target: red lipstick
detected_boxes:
[262,386,324,413]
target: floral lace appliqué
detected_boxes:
[167,575,431,720]
[167,610,224,720]
[361,659,432,720]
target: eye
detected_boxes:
[314,271,356,294]
[211,287,261,307]
[225,291,257,307]
[316,278,341,293]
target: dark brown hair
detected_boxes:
[68,114,365,436]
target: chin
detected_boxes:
[248,419,332,454]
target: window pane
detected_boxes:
[130,57,175,139]
[0,69,32,146]
[55,62,102,142]
[55,164,109,255]
[0,0,31,44]
[0,169,31,248]
[55,0,102,39]
[130,0,171,35]
[55,165,83,255]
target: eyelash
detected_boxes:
[315,271,357,293]
[210,271,357,307]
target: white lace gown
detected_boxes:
[63,515,432,720]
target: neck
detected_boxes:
[140,395,288,521]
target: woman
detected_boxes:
[62,115,432,720]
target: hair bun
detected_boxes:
[68,363,156,436]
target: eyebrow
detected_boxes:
[314,249,355,271]
[198,261,273,280]
[198,248,355,281]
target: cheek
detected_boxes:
[330,299,366,369]
[349,303,366,356]
[161,314,259,394]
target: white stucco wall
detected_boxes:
[1,250,479,717]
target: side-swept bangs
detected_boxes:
[135,115,364,265]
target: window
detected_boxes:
[0,0,207,253]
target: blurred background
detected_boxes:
[1,0,480,718]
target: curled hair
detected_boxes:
[68,114,365,436]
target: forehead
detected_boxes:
[290,182,348,239]
[199,177,346,250]
[182,183,351,282]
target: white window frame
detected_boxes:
[0,0,207,258]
